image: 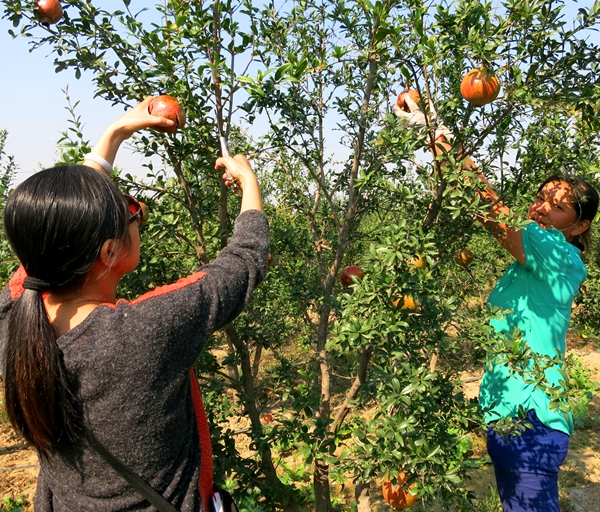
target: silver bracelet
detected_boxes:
[84,153,114,174]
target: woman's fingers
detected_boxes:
[216,155,255,194]
[404,94,421,113]
[216,155,252,176]
[117,99,177,136]
[233,154,252,168]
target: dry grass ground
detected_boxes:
[0,423,37,510]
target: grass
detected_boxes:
[0,397,8,425]
[469,486,502,512]
[560,468,589,488]
[0,496,27,512]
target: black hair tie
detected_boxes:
[23,276,51,293]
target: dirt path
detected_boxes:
[2,340,600,511]
[0,426,38,509]
[560,347,600,512]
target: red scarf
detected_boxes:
[189,368,213,511]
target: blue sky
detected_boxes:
[1,1,598,185]
[0,1,162,184]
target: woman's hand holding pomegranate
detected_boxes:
[392,94,453,143]
[83,98,177,175]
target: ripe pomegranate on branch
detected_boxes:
[339,265,365,287]
[36,0,63,25]
[460,67,501,107]
[454,248,474,267]
[381,472,418,509]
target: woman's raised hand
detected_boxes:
[111,97,176,140]
[83,98,177,175]
[215,155,253,188]
[392,94,429,128]
[392,95,453,143]
[215,155,263,212]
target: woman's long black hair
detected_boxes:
[2,165,129,454]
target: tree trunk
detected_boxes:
[314,459,332,512]
[355,482,372,512]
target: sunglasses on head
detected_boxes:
[124,195,149,226]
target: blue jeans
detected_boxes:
[487,410,569,512]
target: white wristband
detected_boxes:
[84,153,114,174]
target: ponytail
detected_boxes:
[2,165,130,454]
[4,289,80,454]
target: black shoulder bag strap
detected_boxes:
[85,428,180,512]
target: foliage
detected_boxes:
[573,226,600,336]
[1,0,600,511]
[566,354,600,429]
[0,129,18,288]
[54,88,93,166]
[574,265,600,337]
[0,496,26,512]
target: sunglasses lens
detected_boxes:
[138,200,150,223]
[128,201,139,216]
[124,195,148,225]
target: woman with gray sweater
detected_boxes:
[0,98,269,511]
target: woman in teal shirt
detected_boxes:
[477,176,597,512]
[480,213,587,435]
[394,96,599,511]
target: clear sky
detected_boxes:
[1,1,598,186]
[0,1,162,185]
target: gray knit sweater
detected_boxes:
[0,209,270,512]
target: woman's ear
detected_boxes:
[98,238,122,268]
[572,219,591,238]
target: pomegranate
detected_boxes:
[148,95,186,133]
[392,296,418,311]
[381,473,418,509]
[460,68,500,107]
[339,265,365,287]
[37,0,63,25]
[454,248,474,267]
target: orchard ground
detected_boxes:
[1,332,600,512]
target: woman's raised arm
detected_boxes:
[83,98,175,175]
[393,94,525,264]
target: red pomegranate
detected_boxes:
[148,95,186,133]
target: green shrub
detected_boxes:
[1,496,26,512]
[567,355,600,429]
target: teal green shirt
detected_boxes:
[479,221,586,435]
